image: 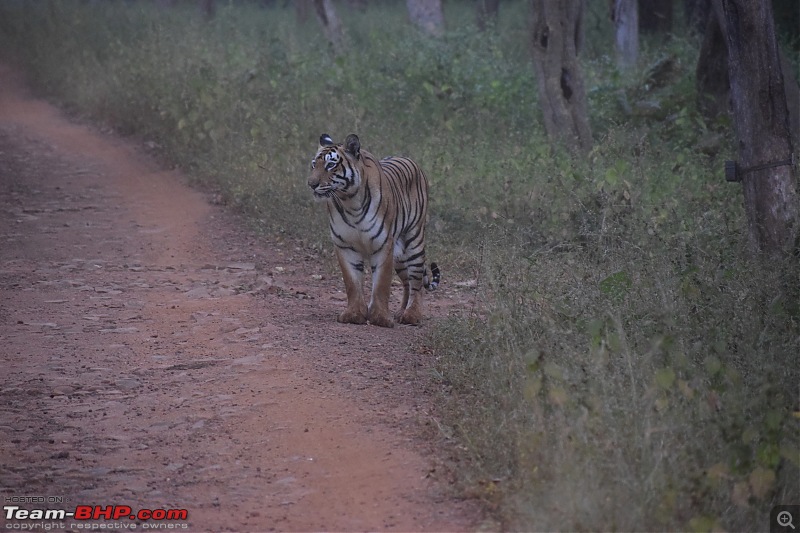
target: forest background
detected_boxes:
[0,0,798,530]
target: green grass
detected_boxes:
[1,1,797,530]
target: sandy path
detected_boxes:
[0,64,478,532]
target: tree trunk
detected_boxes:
[530,0,592,154]
[477,0,500,31]
[696,7,729,120]
[199,0,215,20]
[638,0,672,34]
[346,0,367,11]
[697,5,799,145]
[612,0,638,70]
[779,48,800,149]
[684,0,711,35]
[683,0,714,35]
[406,0,445,37]
[718,0,798,253]
[313,0,344,52]
[295,0,311,25]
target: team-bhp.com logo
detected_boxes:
[4,505,189,529]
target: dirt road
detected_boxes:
[0,64,478,532]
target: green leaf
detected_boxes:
[587,318,605,348]
[547,386,568,406]
[757,442,781,469]
[655,367,676,390]
[524,375,542,399]
[748,467,775,499]
[741,427,758,443]
[604,165,619,187]
[765,409,783,431]
[704,356,722,375]
[779,445,800,467]
[543,362,564,380]
[599,271,632,301]
[688,515,717,533]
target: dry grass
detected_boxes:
[1,1,797,530]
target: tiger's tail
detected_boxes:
[423,262,441,290]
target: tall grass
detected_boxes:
[0,1,797,530]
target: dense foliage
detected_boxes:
[1,1,797,530]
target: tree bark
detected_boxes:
[779,48,800,149]
[531,0,592,154]
[477,0,500,31]
[717,0,798,253]
[696,7,729,120]
[295,0,311,25]
[199,0,215,20]
[685,0,712,34]
[638,0,672,34]
[612,0,638,70]
[313,0,344,52]
[346,0,367,11]
[406,0,445,37]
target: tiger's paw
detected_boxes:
[368,312,394,328]
[337,309,367,325]
[397,309,423,326]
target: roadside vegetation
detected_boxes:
[0,1,797,530]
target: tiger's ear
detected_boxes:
[319,133,334,147]
[344,134,361,159]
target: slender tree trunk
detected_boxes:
[685,0,712,34]
[477,0,500,31]
[696,7,729,119]
[779,49,800,149]
[406,0,445,37]
[313,0,344,51]
[530,0,592,154]
[612,0,638,70]
[199,0,215,20]
[295,0,311,25]
[717,0,798,253]
[638,0,672,34]
[346,0,367,11]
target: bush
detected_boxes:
[1,1,797,530]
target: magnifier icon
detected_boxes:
[778,511,796,530]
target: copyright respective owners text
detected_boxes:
[3,497,190,530]
[772,505,800,533]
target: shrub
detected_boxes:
[1,1,796,530]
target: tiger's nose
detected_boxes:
[307,176,319,190]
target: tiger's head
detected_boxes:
[307,133,362,201]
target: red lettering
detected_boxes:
[73,504,189,522]
[74,506,93,520]
[167,509,188,520]
[113,506,133,520]
[95,505,114,519]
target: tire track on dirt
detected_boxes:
[0,64,478,532]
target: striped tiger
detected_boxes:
[307,133,439,327]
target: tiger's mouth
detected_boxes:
[311,184,335,201]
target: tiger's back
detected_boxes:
[378,155,428,255]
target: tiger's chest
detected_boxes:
[326,184,393,256]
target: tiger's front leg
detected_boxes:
[367,242,395,328]
[335,247,368,325]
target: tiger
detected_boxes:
[307,133,439,327]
